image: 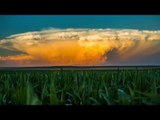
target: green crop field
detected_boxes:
[0,67,160,105]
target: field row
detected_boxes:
[0,69,160,105]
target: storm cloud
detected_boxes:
[0,28,160,66]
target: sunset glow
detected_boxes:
[0,29,160,66]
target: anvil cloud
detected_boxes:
[0,28,160,66]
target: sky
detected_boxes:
[0,15,160,66]
[1,15,160,39]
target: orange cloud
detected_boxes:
[0,28,160,66]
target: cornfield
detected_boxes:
[0,68,160,105]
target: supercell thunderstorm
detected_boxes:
[0,28,160,66]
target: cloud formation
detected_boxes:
[0,28,160,66]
